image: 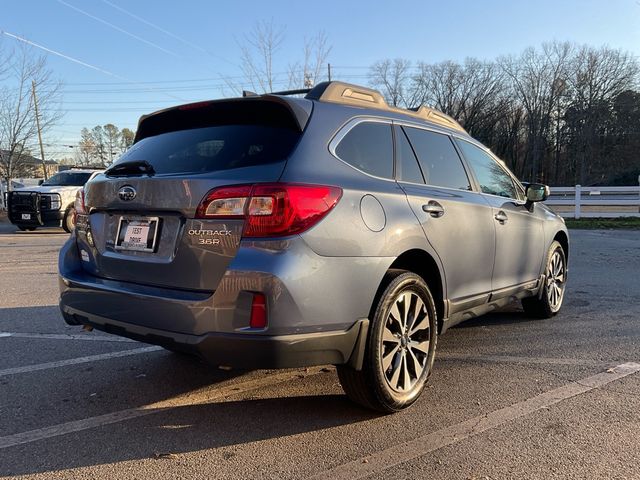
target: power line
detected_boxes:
[56,0,180,58]
[62,70,307,86]
[0,30,186,102]
[52,100,179,104]
[39,81,294,94]
[100,0,236,68]
[1,30,132,82]
[58,108,156,112]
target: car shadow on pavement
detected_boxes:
[0,219,67,235]
[1,228,68,235]
[0,303,378,477]
[451,300,546,329]
[2,386,375,476]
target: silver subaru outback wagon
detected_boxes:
[59,81,569,412]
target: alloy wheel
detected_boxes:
[380,291,431,392]
[546,250,566,310]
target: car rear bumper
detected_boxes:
[58,235,379,369]
[60,304,366,368]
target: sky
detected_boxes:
[2,0,640,161]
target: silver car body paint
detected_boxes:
[58,87,568,369]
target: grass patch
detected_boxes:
[564,217,640,229]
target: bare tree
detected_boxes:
[103,123,120,165]
[75,128,95,166]
[564,45,639,183]
[369,58,412,107]
[367,42,640,186]
[498,42,573,181]
[413,58,506,135]
[287,31,332,89]
[120,128,135,152]
[0,45,62,190]
[90,125,108,167]
[235,20,285,93]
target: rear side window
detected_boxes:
[403,127,471,190]
[395,126,425,184]
[116,125,300,175]
[335,122,393,179]
[456,140,521,199]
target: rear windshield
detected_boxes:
[115,125,300,175]
[42,171,92,186]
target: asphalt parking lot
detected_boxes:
[0,221,639,479]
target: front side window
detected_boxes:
[335,122,393,179]
[456,140,520,199]
[403,127,471,190]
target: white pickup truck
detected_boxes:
[7,169,102,232]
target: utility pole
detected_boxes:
[31,80,48,180]
[327,63,331,82]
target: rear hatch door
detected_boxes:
[78,97,311,292]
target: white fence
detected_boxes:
[546,184,640,219]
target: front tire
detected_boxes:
[338,271,438,413]
[522,240,567,318]
[62,206,76,233]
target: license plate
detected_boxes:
[21,214,31,220]
[115,217,159,252]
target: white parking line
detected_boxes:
[309,362,640,480]
[439,353,610,367]
[0,332,135,343]
[0,367,325,450]
[0,346,162,377]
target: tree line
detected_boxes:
[75,124,135,167]
[369,42,640,186]
[2,34,639,189]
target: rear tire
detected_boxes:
[62,206,76,233]
[337,271,438,413]
[522,240,567,318]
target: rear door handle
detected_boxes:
[494,211,508,224]
[422,201,445,218]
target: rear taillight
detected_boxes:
[75,189,86,214]
[74,188,86,220]
[196,183,342,238]
[196,185,251,219]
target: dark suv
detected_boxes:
[58,81,568,412]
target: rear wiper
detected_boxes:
[105,160,155,177]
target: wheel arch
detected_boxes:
[553,230,569,267]
[376,249,446,333]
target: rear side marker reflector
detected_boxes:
[250,293,267,329]
[196,183,342,238]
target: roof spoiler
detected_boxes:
[134,95,313,143]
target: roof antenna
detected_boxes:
[242,90,258,97]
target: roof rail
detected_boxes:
[268,88,312,96]
[305,81,465,133]
[243,88,311,97]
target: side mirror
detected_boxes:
[38,179,44,186]
[525,183,550,208]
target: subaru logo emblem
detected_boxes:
[118,185,136,201]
